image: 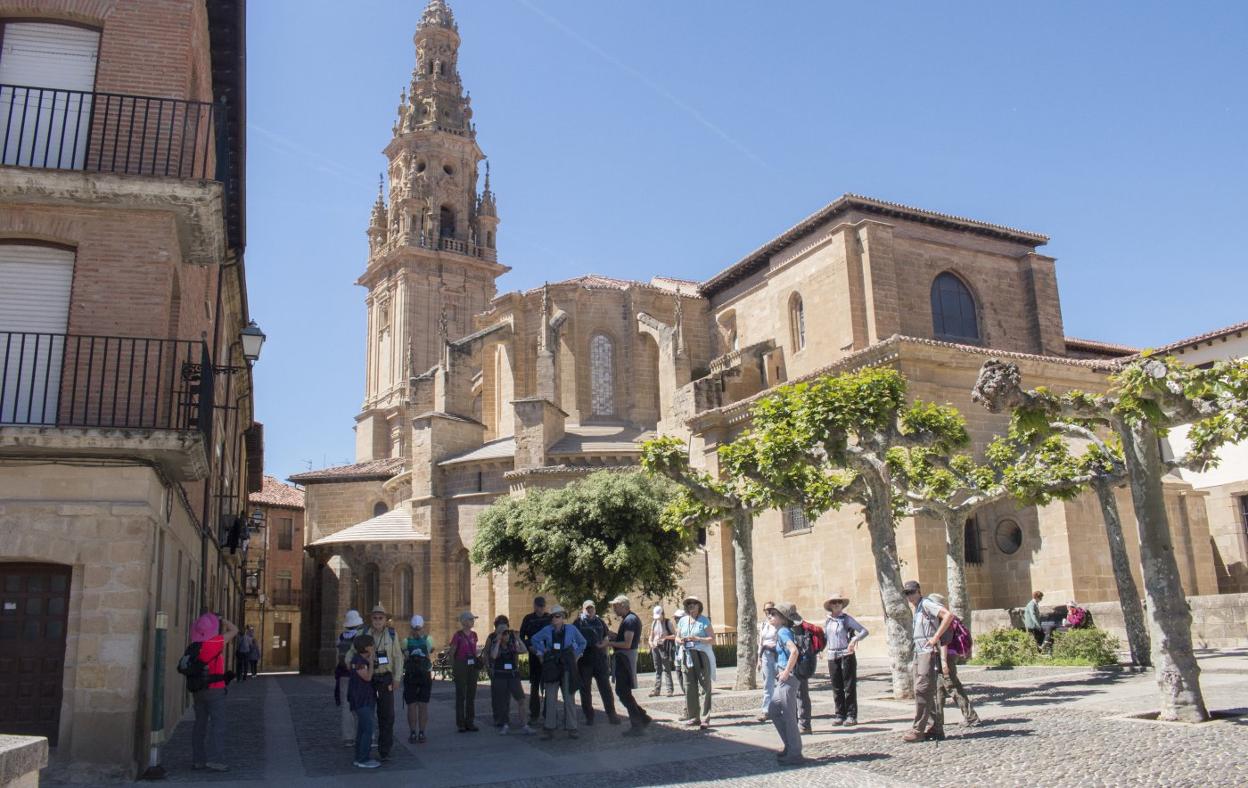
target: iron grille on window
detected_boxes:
[782,506,810,534]
[964,518,984,565]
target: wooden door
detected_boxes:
[272,622,291,667]
[0,563,71,744]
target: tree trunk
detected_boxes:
[1091,477,1152,668]
[864,486,915,699]
[730,508,759,690]
[1118,420,1208,721]
[941,512,972,631]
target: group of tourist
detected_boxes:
[179,583,987,771]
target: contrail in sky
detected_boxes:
[251,123,374,187]
[515,0,773,171]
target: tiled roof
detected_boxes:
[248,475,304,509]
[288,457,404,484]
[1064,337,1138,356]
[1132,319,1248,359]
[701,194,1049,297]
[548,424,653,456]
[308,506,423,547]
[439,438,517,466]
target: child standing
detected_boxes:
[349,634,381,769]
[822,594,868,726]
[403,615,434,744]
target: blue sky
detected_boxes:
[246,0,1247,481]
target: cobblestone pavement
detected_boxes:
[50,650,1248,786]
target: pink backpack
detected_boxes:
[946,615,973,657]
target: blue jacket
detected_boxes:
[531,623,587,659]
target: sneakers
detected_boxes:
[831,717,845,726]
[354,760,381,769]
[417,732,427,744]
[903,728,943,743]
[844,716,857,726]
[521,724,535,735]
[647,690,661,697]
[205,763,229,773]
[409,731,418,743]
[499,724,510,735]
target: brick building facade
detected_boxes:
[244,475,305,670]
[0,1,257,780]
[298,0,1223,665]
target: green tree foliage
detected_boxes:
[973,354,1248,722]
[469,470,695,608]
[715,366,973,699]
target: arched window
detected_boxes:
[965,517,984,565]
[397,564,414,616]
[455,549,472,606]
[363,564,380,610]
[590,334,615,416]
[789,293,806,351]
[931,272,980,342]
[373,501,389,518]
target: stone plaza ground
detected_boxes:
[50,649,1248,787]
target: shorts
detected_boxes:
[403,673,432,704]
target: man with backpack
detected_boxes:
[929,593,980,728]
[790,610,825,734]
[903,580,954,743]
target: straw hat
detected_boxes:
[823,593,850,612]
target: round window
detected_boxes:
[995,519,1023,554]
[443,164,454,176]
[415,160,426,173]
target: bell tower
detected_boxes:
[356,0,509,462]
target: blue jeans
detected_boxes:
[191,688,227,766]
[760,648,778,712]
[353,706,376,763]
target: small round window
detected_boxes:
[415,160,426,173]
[995,519,1023,554]
[443,164,454,176]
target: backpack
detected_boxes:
[789,625,818,679]
[176,642,221,692]
[946,615,973,658]
[801,620,827,654]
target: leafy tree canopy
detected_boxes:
[469,470,695,608]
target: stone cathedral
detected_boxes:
[296,0,1225,667]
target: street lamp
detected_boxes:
[240,320,266,363]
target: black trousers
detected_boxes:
[829,653,858,720]
[527,654,543,721]
[577,650,617,722]
[372,677,395,758]
[613,653,647,725]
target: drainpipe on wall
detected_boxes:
[143,611,169,779]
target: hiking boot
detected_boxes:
[902,729,926,743]
[844,716,857,726]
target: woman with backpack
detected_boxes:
[676,596,715,730]
[403,615,434,743]
[765,602,804,764]
[187,611,238,772]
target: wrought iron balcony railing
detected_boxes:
[0,332,213,441]
[0,83,221,179]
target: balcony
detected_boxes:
[0,84,233,265]
[0,332,212,479]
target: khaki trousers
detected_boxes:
[938,657,979,725]
[912,650,943,735]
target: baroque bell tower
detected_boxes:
[356,0,508,462]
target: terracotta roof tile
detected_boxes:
[1064,337,1139,356]
[288,457,404,484]
[1132,319,1248,359]
[248,475,305,509]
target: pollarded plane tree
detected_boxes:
[641,436,760,691]
[983,421,1151,667]
[973,355,1248,721]
[716,367,973,700]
